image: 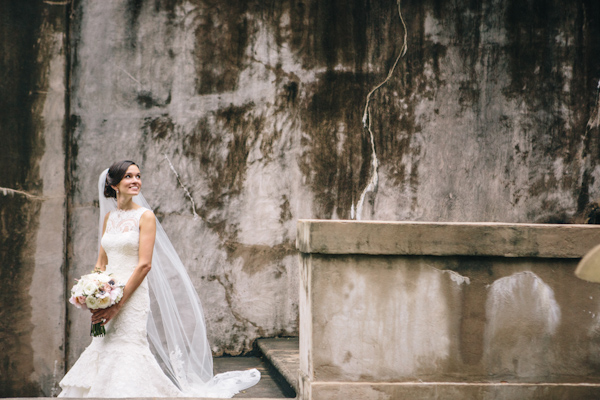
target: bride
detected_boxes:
[59,160,260,398]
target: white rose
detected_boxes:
[97,295,111,309]
[85,295,100,309]
[80,273,98,282]
[96,273,111,284]
[82,281,98,296]
[71,283,84,298]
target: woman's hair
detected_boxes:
[104,160,138,198]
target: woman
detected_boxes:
[59,160,260,398]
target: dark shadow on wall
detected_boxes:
[0,0,68,397]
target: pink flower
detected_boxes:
[110,287,123,302]
[69,295,88,309]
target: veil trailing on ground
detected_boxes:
[98,169,259,397]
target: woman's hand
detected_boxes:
[91,304,121,326]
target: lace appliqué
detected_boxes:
[169,347,189,390]
[105,208,143,234]
[99,207,151,343]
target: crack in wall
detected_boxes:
[249,55,298,81]
[577,79,600,214]
[0,187,46,201]
[116,65,142,86]
[354,0,408,220]
[163,154,199,219]
[207,273,261,340]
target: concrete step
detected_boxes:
[12,338,300,400]
[213,341,298,399]
[256,337,300,396]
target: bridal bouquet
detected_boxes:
[69,271,125,337]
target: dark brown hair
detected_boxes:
[104,160,138,198]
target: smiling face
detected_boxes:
[112,164,142,196]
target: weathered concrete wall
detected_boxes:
[382,0,600,225]
[0,1,68,397]
[298,220,600,400]
[2,0,600,393]
[66,0,600,359]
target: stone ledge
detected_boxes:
[309,382,600,400]
[257,337,300,396]
[297,219,600,258]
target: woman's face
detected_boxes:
[114,164,141,197]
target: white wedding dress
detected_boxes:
[59,207,259,397]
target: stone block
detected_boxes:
[298,219,600,399]
[297,219,600,258]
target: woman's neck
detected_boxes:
[116,196,136,210]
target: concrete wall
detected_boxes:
[66,0,600,361]
[0,1,68,397]
[298,220,600,399]
[2,0,600,395]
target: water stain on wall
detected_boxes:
[0,197,42,396]
[300,72,373,219]
[0,1,59,395]
[193,1,251,94]
[484,271,561,377]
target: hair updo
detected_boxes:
[104,160,138,198]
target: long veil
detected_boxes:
[98,169,260,398]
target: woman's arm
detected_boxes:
[93,213,110,272]
[91,210,156,325]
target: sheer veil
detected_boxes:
[98,168,260,398]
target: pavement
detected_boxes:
[14,337,300,400]
[214,337,299,399]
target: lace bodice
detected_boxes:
[101,207,148,282]
[98,207,152,344]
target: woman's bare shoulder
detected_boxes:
[140,208,155,218]
[139,209,156,228]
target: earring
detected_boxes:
[116,189,119,194]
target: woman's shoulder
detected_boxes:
[138,207,156,230]
[135,206,154,217]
